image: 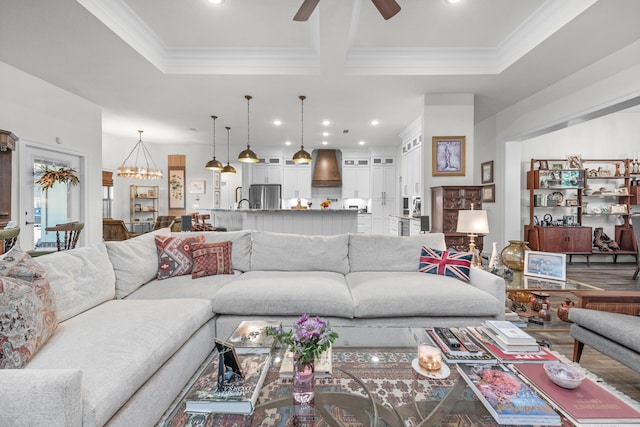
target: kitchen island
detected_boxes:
[207,209,358,236]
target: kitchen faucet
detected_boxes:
[237,198,250,210]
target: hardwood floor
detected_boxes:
[526,261,640,403]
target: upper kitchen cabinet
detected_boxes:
[282,159,312,200]
[341,158,370,199]
[251,157,282,184]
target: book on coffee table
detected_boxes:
[185,352,271,415]
[425,329,497,364]
[467,326,557,363]
[457,364,561,426]
[227,320,279,353]
[279,347,332,378]
[513,363,640,425]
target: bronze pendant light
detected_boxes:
[222,126,237,174]
[205,115,224,170]
[292,95,312,164]
[237,95,259,163]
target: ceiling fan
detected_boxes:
[293,0,401,21]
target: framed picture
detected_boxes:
[432,136,465,176]
[566,199,579,207]
[190,180,206,194]
[481,160,494,184]
[214,171,221,190]
[168,166,185,210]
[147,189,156,198]
[538,160,549,170]
[482,184,495,203]
[524,250,567,281]
[610,204,628,214]
[134,203,141,212]
[214,190,221,208]
[551,162,565,170]
[566,154,583,169]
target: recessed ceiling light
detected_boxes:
[445,0,461,4]
[322,131,329,137]
[285,140,291,146]
[322,120,331,126]
[370,120,379,126]
[322,141,328,145]
[208,0,224,4]
[273,120,282,126]
[359,140,365,145]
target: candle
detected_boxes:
[418,344,442,374]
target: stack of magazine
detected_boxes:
[482,320,540,353]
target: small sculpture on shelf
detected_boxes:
[593,227,620,251]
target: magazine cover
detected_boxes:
[457,364,561,425]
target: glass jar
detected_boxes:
[500,240,531,271]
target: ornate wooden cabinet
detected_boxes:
[0,130,18,228]
[431,185,484,252]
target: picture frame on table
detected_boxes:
[524,251,567,281]
[189,179,206,194]
[147,189,156,198]
[432,136,465,176]
[538,160,549,170]
[551,162,565,170]
[482,184,495,203]
[566,154,583,169]
[481,160,494,184]
[610,204,628,214]
[134,203,141,212]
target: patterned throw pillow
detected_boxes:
[0,246,58,369]
[191,241,233,279]
[419,246,473,282]
[155,235,205,280]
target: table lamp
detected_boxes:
[456,208,489,267]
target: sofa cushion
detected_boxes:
[419,246,472,282]
[0,246,58,368]
[250,231,350,274]
[212,271,354,318]
[176,231,252,272]
[106,232,161,299]
[191,241,233,278]
[155,235,205,280]
[125,270,240,302]
[348,233,447,272]
[346,271,500,318]
[26,298,214,427]
[35,243,115,322]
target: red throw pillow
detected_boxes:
[155,235,205,280]
[191,241,233,278]
[419,246,472,282]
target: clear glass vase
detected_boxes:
[293,357,315,405]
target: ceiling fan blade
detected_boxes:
[293,0,320,21]
[371,0,401,20]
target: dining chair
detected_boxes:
[46,221,84,251]
[103,218,139,241]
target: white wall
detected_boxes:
[0,61,103,246]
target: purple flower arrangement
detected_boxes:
[265,314,338,365]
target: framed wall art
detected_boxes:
[481,160,494,184]
[482,184,495,203]
[168,166,185,210]
[189,180,206,194]
[214,171,221,190]
[524,250,567,281]
[432,136,465,176]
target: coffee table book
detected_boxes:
[185,352,271,415]
[467,326,557,363]
[514,363,640,425]
[227,320,279,351]
[484,320,538,345]
[426,329,497,364]
[457,364,561,426]
[279,347,332,378]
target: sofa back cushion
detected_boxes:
[36,243,115,321]
[106,232,161,299]
[175,231,252,272]
[250,231,350,274]
[348,233,447,272]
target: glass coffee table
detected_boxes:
[161,324,623,427]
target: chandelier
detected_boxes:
[222,126,237,174]
[292,95,312,164]
[205,115,224,170]
[117,130,163,179]
[237,95,259,163]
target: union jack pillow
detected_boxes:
[419,246,473,282]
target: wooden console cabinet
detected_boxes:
[431,185,484,252]
[525,226,592,254]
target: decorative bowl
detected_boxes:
[543,362,586,389]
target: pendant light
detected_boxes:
[205,115,224,170]
[117,130,163,179]
[237,95,259,163]
[292,95,312,164]
[222,126,237,174]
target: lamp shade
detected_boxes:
[456,210,489,234]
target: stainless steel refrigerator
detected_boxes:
[249,184,282,210]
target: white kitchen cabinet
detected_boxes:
[282,160,311,199]
[371,157,397,235]
[357,213,372,234]
[251,157,282,184]
[341,158,370,199]
[401,135,422,197]
[409,218,422,236]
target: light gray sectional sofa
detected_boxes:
[0,229,505,427]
